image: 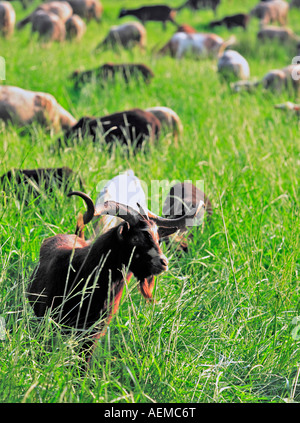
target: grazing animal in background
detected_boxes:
[209,13,250,30]
[61,108,161,148]
[95,22,146,51]
[60,0,103,21]
[70,63,154,89]
[181,0,220,15]
[145,106,183,145]
[257,25,300,43]
[93,170,148,236]
[20,10,66,42]
[0,1,16,38]
[162,182,213,252]
[0,167,83,198]
[158,32,236,59]
[0,85,76,131]
[17,1,73,28]
[250,0,289,26]
[217,50,250,81]
[232,64,300,95]
[65,14,86,40]
[119,5,178,30]
[27,191,197,362]
[275,101,300,114]
[290,0,300,7]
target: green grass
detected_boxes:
[0,0,300,403]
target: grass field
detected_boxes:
[0,0,300,403]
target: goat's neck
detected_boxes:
[76,226,132,280]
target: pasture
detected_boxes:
[0,0,299,403]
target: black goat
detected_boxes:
[60,108,161,149]
[182,0,220,14]
[0,167,83,198]
[209,13,250,30]
[70,63,154,89]
[27,191,197,361]
[119,5,178,30]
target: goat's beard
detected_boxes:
[139,276,155,299]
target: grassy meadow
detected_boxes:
[0,0,300,403]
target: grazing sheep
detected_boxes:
[257,25,300,43]
[18,10,66,42]
[250,0,289,26]
[0,85,76,131]
[95,22,146,51]
[158,32,236,59]
[162,182,213,252]
[119,5,178,30]
[61,0,103,22]
[0,167,83,198]
[209,13,250,30]
[70,63,154,89]
[0,1,15,38]
[274,101,300,113]
[17,1,73,28]
[217,50,250,81]
[290,0,300,7]
[181,0,220,15]
[61,108,161,148]
[232,64,300,95]
[145,106,183,145]
[65,14,86,40]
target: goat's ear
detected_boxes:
[117,222,130,240]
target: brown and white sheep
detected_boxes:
[232,64,300,95]
[250,0,289,26]
[0,85,76,131]
[158,32,236,59]
[0,1,15,38]
[65,14,86,40]
[217,50,250,81]
[145,106,183,145]
[61,0,103,22]
[17,1,73,28]
[95,22,146,51]
[162,182,213,252]
[31,10,66,42]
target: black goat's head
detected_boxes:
[118,8,127,18]
[68,191,199,278]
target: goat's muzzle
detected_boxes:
[151,253,168,274]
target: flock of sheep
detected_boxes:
[1,0,300,365]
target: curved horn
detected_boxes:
[137,202,149,220]
[68,191,95,225]
[94,201,142,225]
[147,203,202,229]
